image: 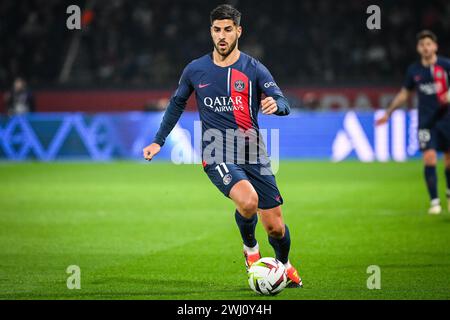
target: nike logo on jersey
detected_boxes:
[199,83,211,88]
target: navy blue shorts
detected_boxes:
[203,162,283,210]
[418,126,450,152]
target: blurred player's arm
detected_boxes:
[375,88,412,126]
[376,65,416,126]
[143,66,193,161]
[257,62,290,116]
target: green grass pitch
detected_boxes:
[1,160,450,300]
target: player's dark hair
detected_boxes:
[210,4,241,26]
[416,30,438,43]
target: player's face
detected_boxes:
[417,38,438,59]
[211,19,242,57]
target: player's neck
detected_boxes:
[421,54,437,67]
[212,48,241,67]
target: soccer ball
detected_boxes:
[247,257,287,295]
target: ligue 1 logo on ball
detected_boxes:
[234,80,245,92]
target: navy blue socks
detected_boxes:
[235,210,258,248]
[424,166,438,201]
[268,224,291,264]
[236,210,292,264]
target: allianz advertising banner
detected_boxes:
[0,110,419,162]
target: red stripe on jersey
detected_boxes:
[432,65,449,106]
[230,68,253,130]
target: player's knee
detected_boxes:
[266,223,285,239]
[239,194,258,217]
[423,150,437,166]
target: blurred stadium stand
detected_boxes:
[0,0,449,112]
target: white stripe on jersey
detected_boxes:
[249,80,254,122]
[227,68,231,96]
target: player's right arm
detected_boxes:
[143,65,194,161]
[375,88,412,126]
[375,65,415,126]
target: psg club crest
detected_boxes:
[223,174,232,185]
[234,80,245,92]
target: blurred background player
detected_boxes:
[4,77,35,116]
[376,30,450,214]
[143,4,303,288]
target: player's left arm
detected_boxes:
[256,62,291,116]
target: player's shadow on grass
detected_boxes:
[88,277,251,297]
[0,279,253,299]
[438,216,450,223]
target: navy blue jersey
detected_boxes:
[153,52,290,164]
[403,56,450,128]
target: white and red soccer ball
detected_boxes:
[247,257,287,295]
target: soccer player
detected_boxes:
[142,4,302,288]
[376,30,450,215]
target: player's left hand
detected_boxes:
[261,97,278,115]
[143,143,161,162]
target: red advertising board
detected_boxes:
[0,87,405,113]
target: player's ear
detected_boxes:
[237,25,242,38]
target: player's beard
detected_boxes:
[214,37,238,58]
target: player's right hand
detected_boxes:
[143,143,161,161]
[375,113,389,126]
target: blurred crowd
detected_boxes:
[1,0,450,89]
